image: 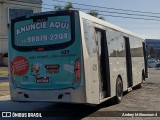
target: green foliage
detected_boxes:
[87,10,105,20]
[54,5,63,11]
[54,2,73,10]
[87,10,99,17]
[64,2,73,10]
[54,2,104,20]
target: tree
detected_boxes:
[54,5,63,11]
[88,10,105,20]
[54,3,104,19]
[54,2,73,10]
[64,2,73,10]
[87,10,99,17]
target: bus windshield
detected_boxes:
[11,12,74,51]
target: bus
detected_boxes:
[9,10,147,104]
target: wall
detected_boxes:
[146,39,160,59]
[0,0,42,65]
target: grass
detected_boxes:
[0,71,8,75]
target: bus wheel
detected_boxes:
[115,77,123,104]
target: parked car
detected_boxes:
[156,60,160,68]
[148,59,160,68]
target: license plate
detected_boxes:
[36,77,49,83]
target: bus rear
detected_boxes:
[9,10,85,103]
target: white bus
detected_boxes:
[9,10,147,104]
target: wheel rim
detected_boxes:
[117,81,122,98]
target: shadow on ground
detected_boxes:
[39,98,117,119]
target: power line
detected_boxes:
[1,1,160,34]
[75,7,160,19]
[123,27,160,29]
[3,0,160,22]
[43,4,160,21]
[6,0,160,20]
[53,0,160,15]
[70,7,160,21]
[46,1,160,21]
[43,3,160,19]
[96,13,160,22]
[5,0,160,20]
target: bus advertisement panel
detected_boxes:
[9,11,82,90]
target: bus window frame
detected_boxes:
[11,11,76,52]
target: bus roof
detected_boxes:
[78,10,145,40]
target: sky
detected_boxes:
[42,0,160,39]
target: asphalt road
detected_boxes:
[0,68,160,120]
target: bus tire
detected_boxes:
[115,77,123,104]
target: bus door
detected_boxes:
[143,42,148,78]
[95,29,111,99]
[124,36,133,87]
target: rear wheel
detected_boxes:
[115,77,123,104]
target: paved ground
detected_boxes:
[0,68,160,120]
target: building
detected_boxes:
[145,39,160,59]
[0,0,42,65]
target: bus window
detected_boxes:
[11,12,75,51]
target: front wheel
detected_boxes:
[115,77,123,104]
